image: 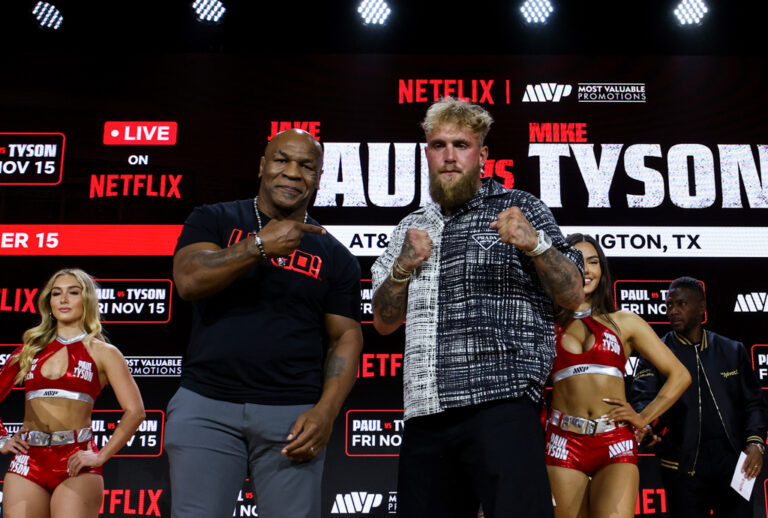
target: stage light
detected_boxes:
[192,0,226,24]
[673,0,709,26]
[32,2,63,30]
[520,0,554,24]
[357,0,392,25]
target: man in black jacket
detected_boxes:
[631,276,767,517]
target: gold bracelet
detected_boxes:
[393,259,413,277]
[389,269,410,283]
[390,260,412,283]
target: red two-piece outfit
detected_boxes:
[0,336,104,491]
[545,315,638,475]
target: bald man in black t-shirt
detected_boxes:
[166,129,363,518]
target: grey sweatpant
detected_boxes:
[165,387,325,518]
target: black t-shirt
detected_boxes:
[175,199,361,404]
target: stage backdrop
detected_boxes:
[0,54,766,517]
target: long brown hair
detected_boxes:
[555,234,616,329]
[14,268,104,384]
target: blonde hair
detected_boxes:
[421,97,494,143]
[14,268,104,384]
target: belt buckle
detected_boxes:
[558,414,600,436]
[561,416,586,435]
[51,430,74,446]
[28,431,52,446]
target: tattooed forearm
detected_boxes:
[174,238,262,301]
[194,240,258,268]
[324,353,346,380]
[195,249,241,268]
[373,278,409,326]
[534,248,584,310]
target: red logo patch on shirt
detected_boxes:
[272,250,322,279]
[228,228,321,279]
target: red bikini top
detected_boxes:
[0,336,104,437]
[22,336,104,405]
[552,315,626,383]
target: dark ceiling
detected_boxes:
[1,0,764,55]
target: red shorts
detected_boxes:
[6,440,103,492]
[544,421,637,476]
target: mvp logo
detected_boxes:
[522,83,572,102]
[609,439,634,458]
[734,293,768,312]
[331,493,383,514]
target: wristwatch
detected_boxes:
[751,442,766,455]
[525,230,552,257]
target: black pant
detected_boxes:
[396,397,554,518]
[661,441,754,518]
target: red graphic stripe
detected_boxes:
[0,225,182,256]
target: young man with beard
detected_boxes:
[371,98,585,518]
[631,277,767,517]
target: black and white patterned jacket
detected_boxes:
[372,178,583,420]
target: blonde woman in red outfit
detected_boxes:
[545,235,690,518]
[0,268,145,518]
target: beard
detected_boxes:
[429,168,481,213]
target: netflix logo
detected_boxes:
[89,174,182,198]
[398,79,499,104]
[634,488,666,515]
[100,489,163,516]
[103,121,178,145]
[358,353,403,378]
[0,287,38,313]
